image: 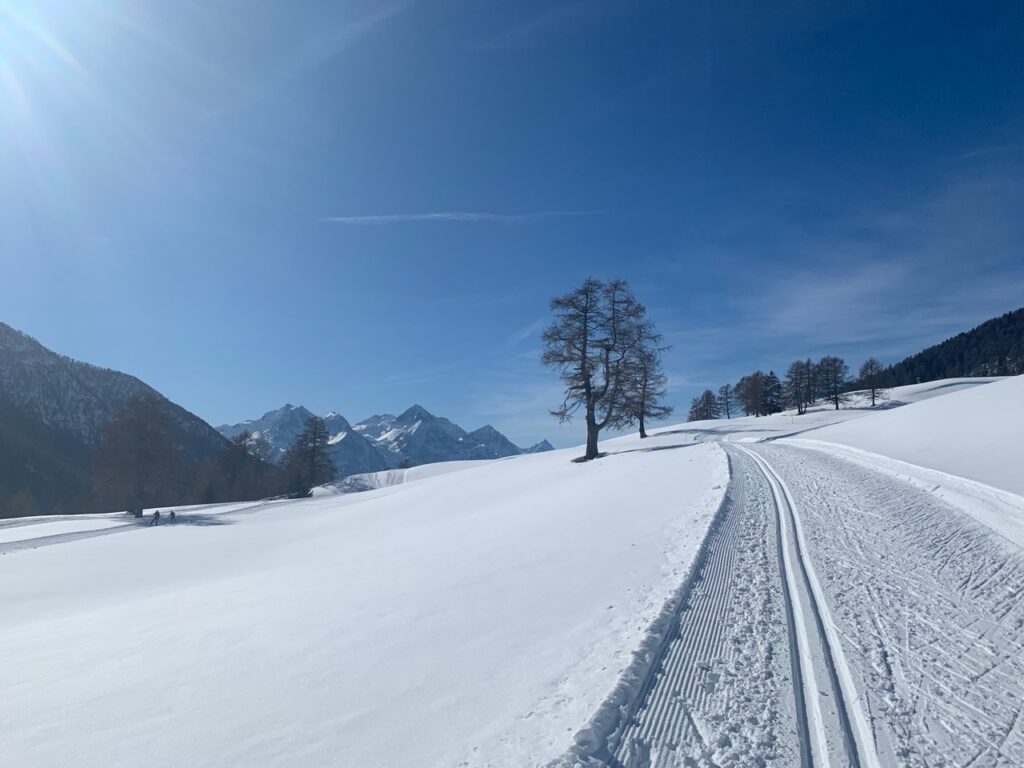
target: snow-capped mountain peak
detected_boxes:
[220,403,552,477]
[397,404,433,424]
[218,405,386,477]
[352,414,397,441]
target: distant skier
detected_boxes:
[150,510,160,527]
[168,510,176,524]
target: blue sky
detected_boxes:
[2,0,1023,448]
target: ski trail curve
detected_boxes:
[0,501,270,555]
[737,444,881,768]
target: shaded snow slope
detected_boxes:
[0,432,727,768]
[808,374,1024,496]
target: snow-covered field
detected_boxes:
[806,374,1024,496]
[0,431,727,768]
[3,375,1022,768]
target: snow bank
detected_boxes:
[0,433,727,768]
[806,375,1024,496]
[875,376,1003,404]
[315,459,496,495]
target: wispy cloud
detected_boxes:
[502,317,547,350]
[199,1,414,120]
[322,210,599,225]
[736,150,1024,356]
[476,0,626,51]
[266,2,412,93]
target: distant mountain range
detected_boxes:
[0,322,551,517]
[218,404,553,478]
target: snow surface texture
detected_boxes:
[760,443,1024,767]
[0,433,728,768]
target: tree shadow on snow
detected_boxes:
[653,426,779,438]
[608,442,701,457]
[175,514,235,527]
[132,514,236,528]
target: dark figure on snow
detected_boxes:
[149,510,160,527]
[168,510,176,524]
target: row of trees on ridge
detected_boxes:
[687,356,887,421]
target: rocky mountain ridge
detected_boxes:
[219,403,553,477]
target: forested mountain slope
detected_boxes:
[882,307,1023,385]
[0,323,271,517]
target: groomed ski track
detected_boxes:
[737,445,878,768]
[601,445,878,768]
[558,440,1024,767]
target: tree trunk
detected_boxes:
[585,412,600,459]
[639,414,647,439]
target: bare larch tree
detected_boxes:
[784,359,815,415]
[716,383,735,419]
[817,355,851,410]
[541,278,650,460]
[282,415,336,495]
[688,389,720,421]
[858,357,887,406]
[621,324,673,438]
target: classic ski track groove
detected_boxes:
[585,446,797,767]
[610,471,745,766]
[738,444,881,768]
